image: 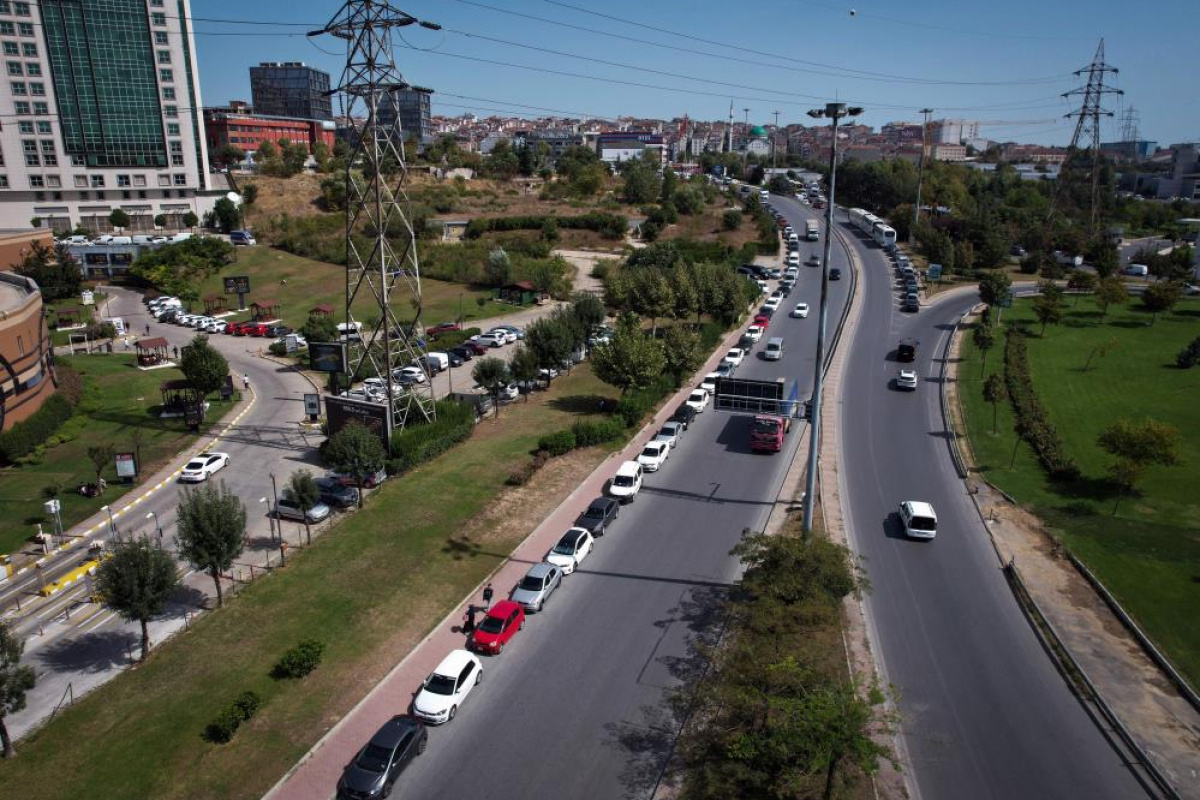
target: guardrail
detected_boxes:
[940,312,970,479]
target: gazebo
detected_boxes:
[136,337,170,367]
[203,294,229,315]
[251,299,281,321]
[309,303,335,318]
[497,281,544,306]
[55,308,84,329]
[159,379,195,414]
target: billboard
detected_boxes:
[713,377,798,417]
[114,452,137,479]
[325,395,392,449]
[308,342,348,373]
[223,275,251,294]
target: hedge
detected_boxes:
[1176,334,1200,369]
[571,418,626,447]
[203,690,262,744]
[428,327,481,351]
[386,399,476,475]
[464,212,627,241]
[272,639,326,679]
[1003,328,1079,479]
[537,429,576,456]
[0,392,76,463]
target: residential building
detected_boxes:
[379,87,433,145]
[1100,139,1159,162]
[932,119,980,145]
[204,110,337,156]
[597,131,665,165]
[931,143,967,162]
[0,0,218,233]
[1155,143,1200,200]
[0,269,54,432]
[249,62,332,121]
[512,129,583,161]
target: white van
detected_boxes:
[899,500,938,540]
[424,351,450,372]
[110,235,132,245]
[337,321,364,341]
[608,461,644,503]
[764,337,784,361]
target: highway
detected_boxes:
[387,205,853,799]
[828,208,1145,799]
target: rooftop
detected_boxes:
[0,272,36,316]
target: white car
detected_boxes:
[784,267,799,280]
[723,348,745,368]
[180,452,230,482]
[474,332,506,348]
[637,440,670,472]
[896,369,918,391]
[413,650,482,724]
[899,500,938,540]
[791,303,810,319]
[806,254,821,267]
[204,320,228,334]
[545,527,594,574]
[700,372,720,393]
[786,252,800,268]
[743,324,764,344]
[393,366,426,384]
[763,297,782,312]
[686,388,710,413]
[488,328,518,344]
[365,377,405,396]
[754,279,769,293]
[608,460,644,503]
[654,420,685,451]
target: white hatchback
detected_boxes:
[413,650,483,724]
[545,527,595,574]
[686,388,710,413]
[791,303,810,319]
[637,440,670,472]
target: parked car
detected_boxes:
[608,461,644,503]
[328,467,387,489]
[491,324,524,340]
[743,324,764,344]
[723,348,746,368]
[459,339,490,356]
[474,332,506,348]
[336,715,427,800]
[654,420,685,451]
[469,600,525,655]
[229,229,256,246]
[671,403,697,430]
[179,452,230,483]
[637,440,670,472]
[427,321,462,338]
[700,372,720,394]
[394,366,427,384]
[263,324,291,338]
[686,388,710,413]
[511,562,562,612]
[575,497,620,535]
[314,476,359,508]
[545,527,595,574]
[275,497,332,523]
[412,650,482,724]
[448,345,476,362]
[488,328,517,344]
[753,314,771,329]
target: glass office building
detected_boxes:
[250,62,332,121]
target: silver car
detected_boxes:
[510,562,562,613]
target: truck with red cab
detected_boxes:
[749,414,791,453]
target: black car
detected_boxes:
[829,268,842,281]
[671,403,697,430]
[266,324,291,338]
[575,497,620,535]
[901,298,920,313]
[444,351,464,368]
[315,476,359,509]
[337,715,427,800]
[413,355,442,375]
[448,345,475,362]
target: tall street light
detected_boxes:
[101,504,116,536]
[145,511,162,543]
[802,102,862,535]
[911,108,934,244]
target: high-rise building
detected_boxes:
[379,87,432,146]
[249,62,332,121]
[931,119,980,145]
[0,0,218,233]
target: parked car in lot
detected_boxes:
[448,345,476,362]
[469,600,525,655]
[459,339,490,356]
[637,440,670,472]
[336,715,427,800]
[180,452,230,483]
[545,527,595,574]
[575,497,620,535]
[671,403,697,430]
[511,562,562,612]
[427,321,462,338]
[230,230,257,246]
[608,461,644,503]
[412,650,482,724]
[488,328,518,344]
[475,332,506,348]
[686,388,710,413]
[492,324,523,341]
[394,366,427,384]
[314,476,360,508]
[328,467,387,490]
[275,497,332,523]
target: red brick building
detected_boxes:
[204,109,337,157]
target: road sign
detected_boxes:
[114,452,137,480]
[303,393,321,419]
[80,290,94,305]
[713,377,799,417]
[309,342,348,373]
[927,263,943,281]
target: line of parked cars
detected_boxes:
[145,295,300,341]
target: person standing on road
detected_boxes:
[462,604,477,634]
[145,323,151,336]
[482,583,494,610]
[243,373,250,390]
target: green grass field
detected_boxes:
[957,295,1200,685]
[195,247,518,331]
[0,354,235,555]
[0,365,619,800]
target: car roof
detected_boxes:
[588,496,617,510]
[615,460,641,477]
[486,600,521,617]
[643,440,666,451]
[526,562,558,579]
[433,648,477,676]
[903,500,937,518]
[370,715,423,748]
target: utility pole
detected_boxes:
[742,107,750,168]
[772,110,780,170]
[1062,39,1122,230]
[802,103,862,535]
[911,108,934,244]
[309,1,440,438]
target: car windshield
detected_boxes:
[425,674,457,695]
[614,475,635,487]
[519,575,545,591]
[641,446,660,458]
[552,534,579,554]
[479,615,505,634]
[910,515,936,531]
[657,428,674,439]
[690,392,703,401]
[751,418,780,434]
[184,460,203,470]
[356,742,392,773]
[582,505,605,519]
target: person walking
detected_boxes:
[462,604,477,635]
[145,323,151,336]
[482,582,494,610]
[243,373,250,390]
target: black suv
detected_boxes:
[337,715,427,800]
[315,476,359,509]
[576,497,620,535]
[671,403,698,430]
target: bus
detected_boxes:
[805,220,819,241]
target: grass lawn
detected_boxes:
[957,296,1200,685]
[194,247,519,331]
[45,292,107,347]
[0,365,620,800]
[0,354,236,555]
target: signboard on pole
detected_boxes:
[223,275,251,310]
[325,395,391,449]
[303,393,321,420]
[309,341,348,373]
[114,451,138,480]
[927,263,943,281]
[80,290,94,306]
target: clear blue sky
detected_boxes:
[194,0,1199,146]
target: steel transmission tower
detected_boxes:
[1062,39,1122,228]
[1119,106,1139,144]
[309,2,440,436]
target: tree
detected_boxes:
[972,320,996,376]
[525,311,578,377]
[1067,269,1097,304]
[1141,281,1184,323]
[255,140,279,162]
[311,141,330,172]
[982,373,1006,433]
[471,358,511,417]
[481,140,520,181]
[1032,292,1063,335]
[661,325,704,387]
[977,270,1012,307]
[323,421,387,507]
[571,292,606,334]
[1093,276,1127,320]
[216,144,245,166]
[300,314,338,344]
[108,209,130,230]
[508,345,540,398]
[484,247,511,287]
[87,444,114,488]
[1097,418,1182,514]
[95,537,180,662]
[620,155,662,205]
[179,334,230,402]
[182,211,199,229]
[153,213,168,229]
[241,183,259,206]
[283,469,321,545]
[1092,242,1120,278]
[175,481,247,607]
[722,209,742,230]
[629,269,675,336]
[590,324,666,394]
[13,241,81,301]
[670,262,699,321]
[212,197,241,233]
[0,622,35,758]
[660,166,678,204]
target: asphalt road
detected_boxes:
[835,222,1145,799]
[388,203,853,799]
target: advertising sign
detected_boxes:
[303,393,321,418]
[114,451,138,479]
[223,275,251,294]
[927,263,943,281]
[80,290,94,306]
[325,395,391,449]
[309,341,348,373]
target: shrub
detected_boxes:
[234,690,262,719]
[0,393,75,463]
[464,212,627,241]
[722,209,743,230]
[267,341,288,356]
[273,639,326,679]
[507,450,549,486]
[388,399,475,474]
[203,690,262,744]
[571,418,625,447]
[428,327,481,351]
[614,374,675,428]
[1003,329,1078,479]
[1176,334,1200,369]
[538,429,576,456]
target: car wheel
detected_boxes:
[418,736,427,755]
[475,672,482,685]
[497,642,505,654]
[449,705,457,720]
[382,782,393,799]
[519,619,526,631]
[537,600,544,612]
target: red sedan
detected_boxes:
[753,314,771,329]
[469,600,525,655]
[459,339,489,356]
[428,322,462,338]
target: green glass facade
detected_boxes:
[42,0,167,167]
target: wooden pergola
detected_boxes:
[136,336,170,367]
[159,379,195,413]
[309,303,335,318]
[55,308,83,328]
[203,294,229,315]
[251,299,281,321]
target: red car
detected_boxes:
[753,314,771,329]
[469,600,525,655]
[427,322,462,338]
[228,321,254,335]
[459,339,489,356]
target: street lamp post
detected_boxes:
[802,102,863,535]
[101,504,116,536]
[145,511,162,543]
[911,108,934,244]
[269,473,286,566]
[259,497,276,543]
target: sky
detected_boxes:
[193,0,1200,147]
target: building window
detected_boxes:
[21,139,35,153]
[0,175,8,188]
[167,123,180,136]
[43,153,57,166]
[159,69,173,82]
[52,191,62,201]
[29,81,42,95]
[17,120,31,133]
[133,174,147,187]
[0,2,10,13]
[165,105,177,117]
[74,175,87,188]
[138,190,147,199]
[169,141,183,154]
[6,60,21,76]
[17,22,32,36]
[33,190,44,202]
[13,100,28,114]
[117,174,130,187]
[46,175,60,188]
[36,120,49,134]
[33,101,47,115]
[171,154,184,166]
[78,190,88,200]
[176,189,187,198]
[150,0,164,5]
[28,174,42,187]
[0,23,13,36]
[10,80,25,94]
[157,50,171,64]
[39,139,54,154]
[154,31,168,45]
[2,43,16,56]
[24,153,38,166]
[91,174,105,187]
[21,42,34,57]
[173,174,187,186]
[161,87,175,101]
[158,175,171,187]
[122,190,131,199]
[70,154,85,167]
[13,2,29,16]
[24,61,38,76]
[151,12,165,25]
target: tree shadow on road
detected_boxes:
[36,628,138,673]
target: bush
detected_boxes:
[507,450,550,486]
[538,429,577,456]
[1003,328,1078,479]
[388,399,476,474]
[464,212,627,241]
[428,327,481,351]
[614,375,675,428]
[722,209,743,230]
[203,690,262,744]
[267,341,288,356]
[1176,334,1200,369]
[234,690,262,719]
[0,393,76,463]
[273,639,326,679]
[571,418,625,447]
